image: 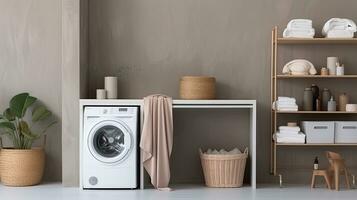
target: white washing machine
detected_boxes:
[81,106,139,189]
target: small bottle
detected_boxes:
[328,96,337,111]
[316,98,321,111]
[314,157,319,170]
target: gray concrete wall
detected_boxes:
[86,0,357,184]
[0,0,62,181]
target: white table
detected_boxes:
[80,99,257,189]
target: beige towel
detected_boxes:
[140,95,173,190]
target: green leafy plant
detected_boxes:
[0,93,56,149]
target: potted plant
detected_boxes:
[0,93,56,186]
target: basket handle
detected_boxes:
[198,148,203,155]
[243,147,249,155]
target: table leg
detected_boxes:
[345,170,351,189]
[311,175,315,188]
[335,166,340,191]
[324,174,332,190]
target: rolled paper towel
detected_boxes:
[96,89,107,99]
[104,76,118,99]
[346,104,357,112]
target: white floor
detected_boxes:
[1,183,357,200]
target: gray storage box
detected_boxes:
[335,121,357,143]
[302,121,335,144]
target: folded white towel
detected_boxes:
[276,132,305,138]
[276,137,305,143]
[276,101,296,106]
[279,130,300,135]
[322,18,357,36]
[279,126,301,132]
[287,19,313,30]
[272,98,299,111]
[277,108,298,112]
[276,103,298,107]
[278,97,297,103]
[283,28,315,38]
[326,30,354,38]
[274,132,306,143]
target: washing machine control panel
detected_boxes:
[84,106,138,117]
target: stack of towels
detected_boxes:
[322,18,356,38]
[273,97,298,111]
[274,126,306,144]
[283,19,315,38]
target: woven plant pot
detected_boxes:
[180,76,216,99]
[0,148,45,186]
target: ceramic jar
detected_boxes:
[338,93,349,111]
[321,68,329,76]
[311,84,319,111]
[104,76,118,99]
[96,89,107,99]
[336,65,345,76]
[303,88,313,111]
[322,88,331,111]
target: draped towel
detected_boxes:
[140,95,173,190]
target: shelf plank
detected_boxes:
[277,37,357,44]
[276,75,357,79]
[276,143,357,146]
[275,111,357,114]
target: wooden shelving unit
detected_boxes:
[275,111,357,114]
[277,75,357,79]
[277,37,357,45]
[270,26,357,178]
[276,143,357,146]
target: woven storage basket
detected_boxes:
[199,148,248,188]
[180,76,216,99]
[0,138,45,187]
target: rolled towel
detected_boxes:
[322,18,357,36]
[287,19,313,29]
[326,30,354,38]
[228,148,242,154]
[283,28,315,38]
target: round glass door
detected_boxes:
[88,120,132,163]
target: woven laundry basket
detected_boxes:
[199,148,248,188]
[180,76,216,99]
[0,147,45,186]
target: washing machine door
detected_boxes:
[88,120,133,164]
